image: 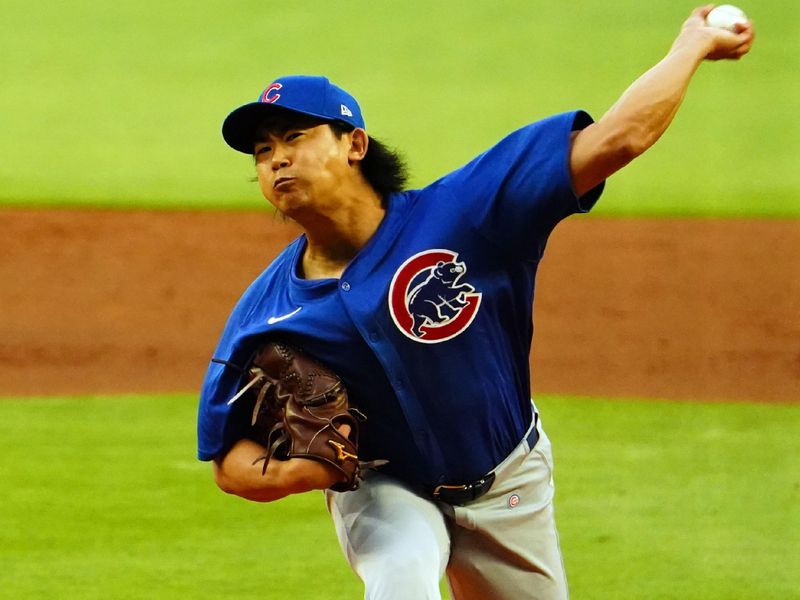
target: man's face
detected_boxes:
[253,121,353,217]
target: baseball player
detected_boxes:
[197,8,753,599]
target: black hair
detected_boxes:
[328,121,407,203]
[253,108,408,203]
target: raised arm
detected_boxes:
[570,5,755,197]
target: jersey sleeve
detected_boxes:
[436,110,603,261]
[195,243,297,461]
[196,293,256,461]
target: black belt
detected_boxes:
[431,419,540,506]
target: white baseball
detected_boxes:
[705,5,748,32]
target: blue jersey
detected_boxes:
[197,110,603,488]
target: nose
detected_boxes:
[271,157,290,171]
[271,146,291,171]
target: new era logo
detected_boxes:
[340,104,353,117]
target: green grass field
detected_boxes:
[1,0,798,215]
[1,393,798,599]
[2,1,798,598]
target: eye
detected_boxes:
[254,144,272,156]
[285,131,303,142]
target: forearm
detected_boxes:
[600,39,708,157]
[569,7,754,197]
[213,439,331,503]
[569,41,707,196]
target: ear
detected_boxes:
[347,128,369,164]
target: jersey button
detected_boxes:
[369,331,379,342]
[341,281,351,291]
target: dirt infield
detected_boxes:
[2,208,798,402]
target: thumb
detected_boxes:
[694,4,716,20]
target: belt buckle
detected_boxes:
[432,473,494,504]
[432,482,472,500]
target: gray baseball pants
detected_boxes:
[325,417,568,600]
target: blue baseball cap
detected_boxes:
[221,75,365,154]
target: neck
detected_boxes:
[296,184,385,280]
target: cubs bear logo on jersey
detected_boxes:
[388,249,482,343]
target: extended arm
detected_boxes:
[570,5,755,197]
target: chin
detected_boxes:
[273,192,311,217]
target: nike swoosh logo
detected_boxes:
[267,307,302,325]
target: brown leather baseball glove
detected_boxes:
[231,340,365,492]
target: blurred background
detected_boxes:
[1,0,798,214]
[1,2,798,599]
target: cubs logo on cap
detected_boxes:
[222,75,366,154]
[260,83,283,104]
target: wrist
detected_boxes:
[669,29,714,64]
[284,457,341,493]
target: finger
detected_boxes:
[694,4,716,20]
[733,31,755,53]
[726,39,752,59]
[712,26,751,52]
[734,41,753,58]
[738,33,754,49]
[734,21,755,40]
[731,32,753,50]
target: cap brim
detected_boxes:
[221,102,339,155]
[222,103,276,154]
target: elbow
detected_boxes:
[594,111,658,164]
[570,112,667,196]
[606,126,649,164]
[616,115,665,161]
[622,132,655,160]
[212,458,258,499]
[591,129,650,180]
[213,461,239,496]
[213,468,275,502]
